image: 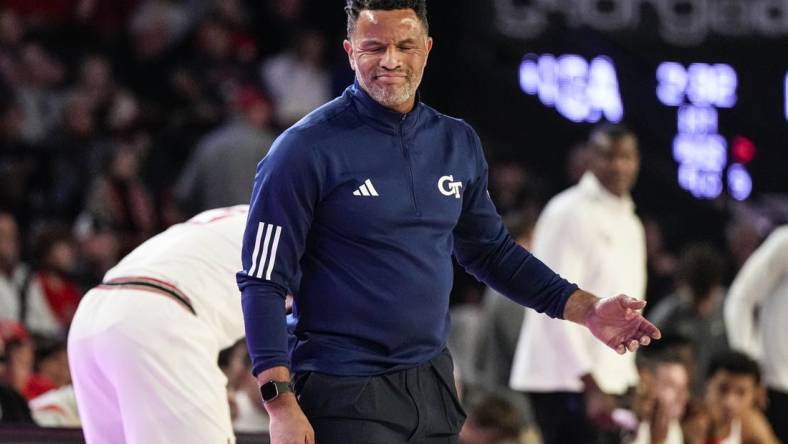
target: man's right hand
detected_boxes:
[257,366,314,444]
[265,394,314,444]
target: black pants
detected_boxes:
[767,389,788,444]
[528,392,595,444]
[293,350,466,444]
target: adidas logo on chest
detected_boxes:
[353,179,379,197]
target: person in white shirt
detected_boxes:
[724,225,788,443]
[29,385,81,427]
[510,124,646,443]
[261,30,331,127]
[68,206,249,444]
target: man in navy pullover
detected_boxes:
[238,1,661,443]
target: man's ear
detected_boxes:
[343,39,356,71]
[423,36,433,64]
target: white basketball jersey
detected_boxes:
[104,205,248,348]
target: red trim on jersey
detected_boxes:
[98,276,195,315]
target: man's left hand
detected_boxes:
[584,294,661,354]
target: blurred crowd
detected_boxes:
[449,137,787,443]
[0,0,340,432]
[0,1,786,443]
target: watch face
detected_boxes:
[260,382,279,401]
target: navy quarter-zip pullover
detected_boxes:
[238,82,578,376]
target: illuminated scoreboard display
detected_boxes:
[517,55,763,200]
[427,0,788,204]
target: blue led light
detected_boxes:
[728,163,753,201]
[518,54,623,123]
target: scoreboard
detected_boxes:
[423,1,788,209]
[516,54,766,201]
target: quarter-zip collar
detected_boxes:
[348,79,422,136]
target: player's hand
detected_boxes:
[265,394,314,444]
[585,294,661,354]
[649,396,670,444]
[681,400,710,444]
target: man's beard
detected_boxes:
[365,72,418,110]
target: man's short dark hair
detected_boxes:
[345,0,429,37]
[589,123,636,148]
[707,351,761,385]
[636,333,694,371]
[677,243,724,300]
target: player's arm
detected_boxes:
[741,406,780,444]
[725,227,788,359]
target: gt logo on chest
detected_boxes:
[438,175,463,199]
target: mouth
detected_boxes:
[374,73,407,82]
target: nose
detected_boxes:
[380,45,401,70]
[610,155,629,171]
[722,393,739,415]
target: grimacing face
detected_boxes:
[343,9,432,113]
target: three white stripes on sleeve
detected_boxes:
[248,222,282,280]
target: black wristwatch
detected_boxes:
[260,380,294,403]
